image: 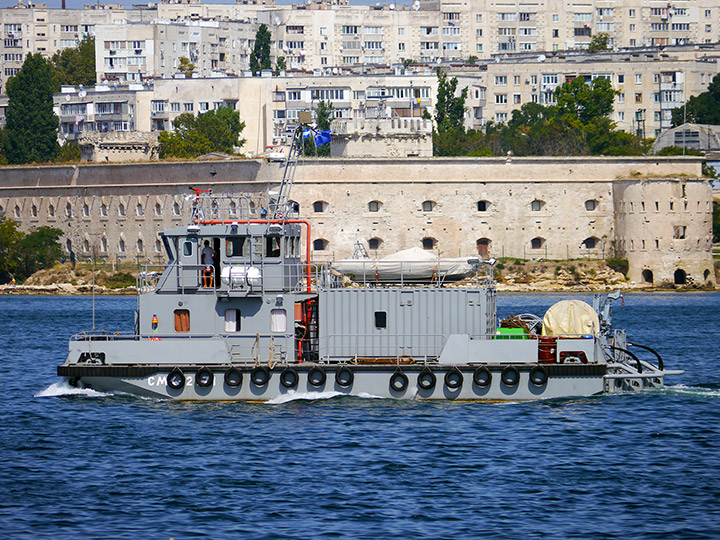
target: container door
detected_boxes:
[179,237,200,289]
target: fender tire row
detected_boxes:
[164,365,555,392]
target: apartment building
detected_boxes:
[95,18,258,84]
[480,46,720,136]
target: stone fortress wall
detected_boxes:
[0,157,713,287]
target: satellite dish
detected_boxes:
[78,90,87,97]
[412,0,420,10]
[537,54,546,62]
[274,16,280,25]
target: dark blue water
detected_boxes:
[1,293,719,539]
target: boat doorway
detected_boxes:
[296,298,319,362]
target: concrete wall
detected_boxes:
[0,156,712,286]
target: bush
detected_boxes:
[105,272,135,289]
[606,257,629,276]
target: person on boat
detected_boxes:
[202,240,215,287]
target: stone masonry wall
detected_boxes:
[0,156,712,286]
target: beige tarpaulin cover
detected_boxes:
[541,300,600,336]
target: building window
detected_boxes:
[531,237,545,249]
[368,238,382,250]
[422,237,436,250]
[313,238,328,251]
[48,204,55,217]
[118,203,126,217]
[313,201,327,213]
[172,202,180,216]
[119,238,126,253]
[368,200,382,212]
[582,237,599,249]
[137,239,144,253]
[154,203,162,216]
[174,309,190,332]
[421,200,436,212]
[477,200,490,212]
[531,199,546,211]
[585,199,598,211]
[66,202,73,218]
[136,203,144,216]
[673,226,686,239]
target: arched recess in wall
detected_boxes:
[641,269,654,284]
[476,200,491,212]
[674,268,687,285]
[368,237,382,250]
[582,236,601,249]
[476,238,491,258]
[585,199,599,211]
[421,200,436,212]
[530,199,546,211]
[422,237,437,250]
[288,200,300,214]
[704,269,711,281]
[530,237,545,249]
[368,200,383,212]
[313,200,328,213]
[313,238,329,251]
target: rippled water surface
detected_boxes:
[1,293,719,539]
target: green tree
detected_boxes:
[713,201,720,243]
[178,56,195,77]
[0,218,62,282]
[432,69,468,156]
[51,36,96,87]
[15,226,63,279]
[250,24,272,76]
[56,141,81,162]
[4,53,60,164]
[588,32,611,53]
[554,76,618,125]
[275,56,287,75]
[671,73,720,126]
[158,107,246,159]
[303,100,333,157]
[0,217,23,283]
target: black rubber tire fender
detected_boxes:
[529,365,549,386]
[251,365,271,387]
[167,367,185,390]
[417,367,436,390]
[444,367,463,389]
[307,366,327,387]
[335,366,354,388]
[389,369,409,392]
[224,367,243,388]
[195,367,214,388]
[280,367,299,388]
[473,366,492,387]
[501,365,520,386]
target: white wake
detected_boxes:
[34,381,112,398]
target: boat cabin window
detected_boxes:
[271,308,287,333]
[183,241,193,257]
[375,311,387,329]
[266,237,281,258]
[174,309,190,332]
[226,237,250,258]
[225,309,240,332]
